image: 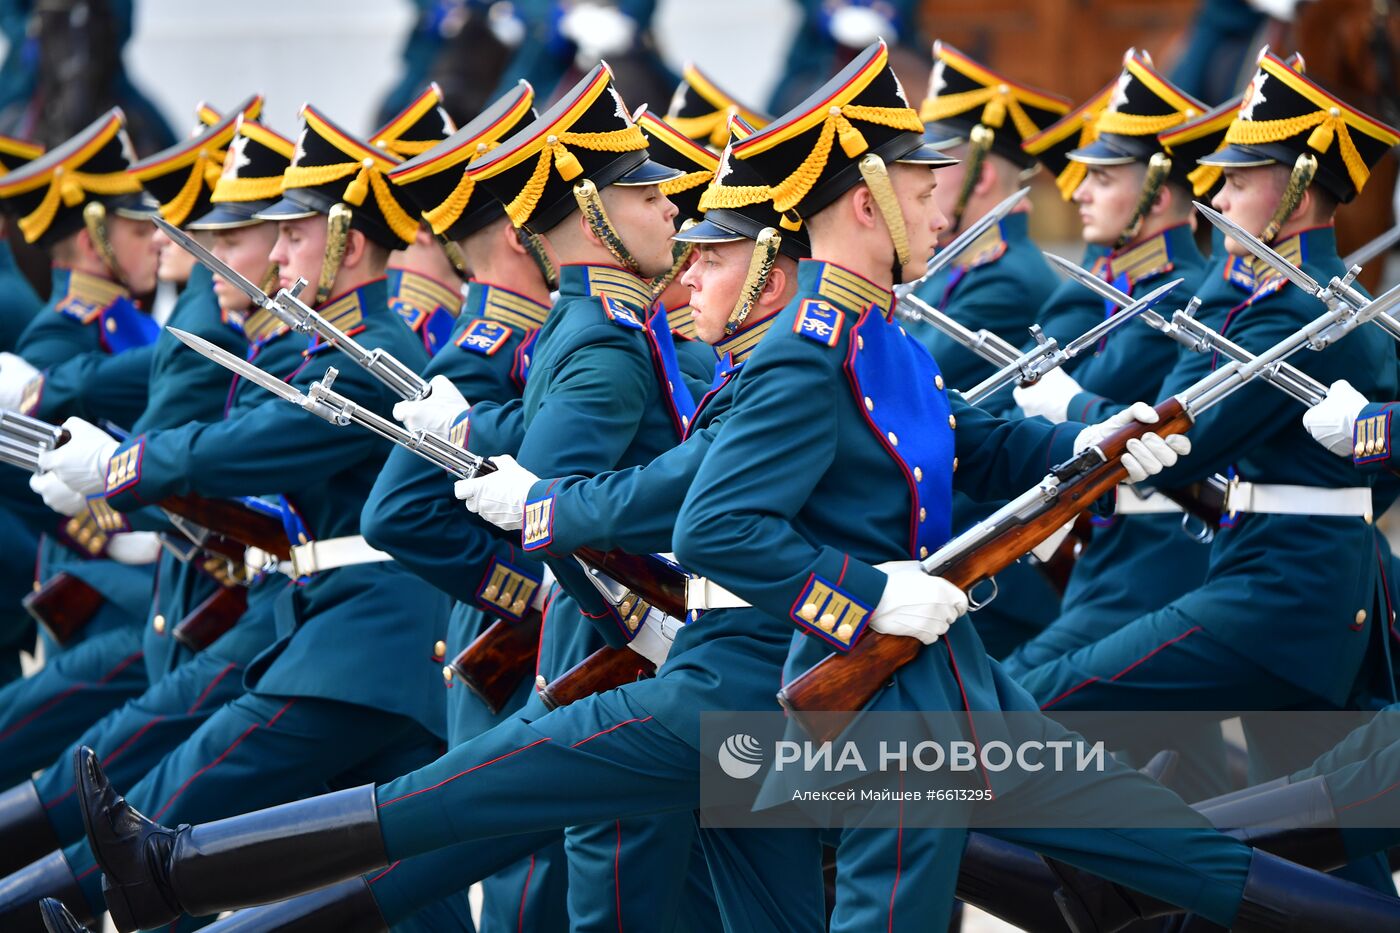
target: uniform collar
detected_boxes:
[714,305,780,364]
[304,278,387,353]
[387,268,464,333]
[665,303,698,341]
[799,259,894,320]
[1105,222,1193,288]
[559,263,653,315]
[52,267,129,323]
[471,280,550,330]
[1224,225,1332,294]
[949,211,1026,271]
[228,305,290,346]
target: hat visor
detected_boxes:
[896,141,959,167]
[672,216,747,244]
[113,193,160,221]
[1066,138,1139,166]
[252,196,321,222]
[613,157,686,186]
[1196,143,1277,169]
[187,201,276,231]
[922,123,966,150]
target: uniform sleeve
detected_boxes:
[532,425,717,557]
[1352,402,1399,473]
[102,362,385,511]
[460,398,526,458]
[15,311,89,369]
[29,344,154,427]
[674,335,888,641]
[948,394,1083,501]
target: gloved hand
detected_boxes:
[454,455,540,531]
[828,3,895,47]
[868,560,968,645]
[1013,366,1084,424]
[1074,402,1191,483]
[392,374,470,436]
[1303,379,1369,457]
[36,417,118,494]
[107,531,162,565]
[0,351,39,410]
[531,565,556,611]
[559,2,637,60]
[29,471,87,517]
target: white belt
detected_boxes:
[1223,482,1372,518]
[628,608,686,668]
[1114,485,1183,515]
[246,535,392,578]
[685,576,751,612]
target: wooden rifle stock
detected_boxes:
[23,571,105,646]
[157,495,291,561]
[449,610,543,714]
[574,547,687,617]
[539,645,656,710]
[777,399,1193,743]
[172,585,248,652]
[1027,513,1093,594]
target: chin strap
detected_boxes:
[1262,153,1319,244]
[438,234,469,278]
[81,202,129,291]
[515,226,559,292]
[858,154,911,286]
[573,178,642,275]
[1115,152,1173,250]
[725,226,781,335]
[950,125,994,235]
[259,263,280,296]
[649,218,699,302]
[317,203,353,306]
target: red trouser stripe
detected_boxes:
[152,699,297,820]
[1040,625,1203,710]
[0,650,143,742]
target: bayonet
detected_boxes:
[896,293,1022,368]
[900,186,1030,293]
[154,216,432,401]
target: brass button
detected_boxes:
[433,640,447,658]
[919,546,929,558]
[857,336,865,350]
[952,457,959,472]
[864,396,874,412]
[152,614,166,634]
[1356,609,1368,625]
[888,431,898,447]
[483,585,500,600]
[947,414,957,429]
[935,375,944,391]
[919,507,927,522]
[836,623,854,641]
[442,665,454,683]
[818,612,836,631]
[512,598,527,614]
[799,603,818,621]
[914,466,923,482]
[105,318,117,332]
[1364,512,1374,525]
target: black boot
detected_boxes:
[38,898,91,933]
[1233,849,1400,931]
[0,781,62,877]
[0,852,96,933]
[202,878,389,932]
[75,746,389,933]
[956,833,1070,932]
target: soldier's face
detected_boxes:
[269,215,329,294]
[108,216,159,294]
[892,163,945,281]
[682,241,750,344]
[153,224,198,285]
[603,184,679,277]
[1073,164,1143,245]
[210,223,278,313]
[1212,166,1285,256]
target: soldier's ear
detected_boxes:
[761,262,787,305]
[851,184,878,230]
[341,228,369,268]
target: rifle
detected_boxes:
[166,328,691,702]
[538,642,655,710]
[899,187,1030,292]
[171,584,249,653]
[777,276,1400,743]
[0,409,292,562]
[22,571,104,646]
[448,611,543,714]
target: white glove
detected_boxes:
[531,565,556,611]
[106,531,162,565]
[454,455,540,531]
[1246,0,1302,22]
[392,374,470,437]
[1303,379,1369,457]
[36,417,118,495]
[1075,401,1191,483]
[868,560,968,645]
[559,3,637,59]
[29,471,87,517]
[0,351,39,409]
[829,5,895,47]
[1013,365,1084,424]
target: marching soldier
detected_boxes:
[0,110,160,788]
